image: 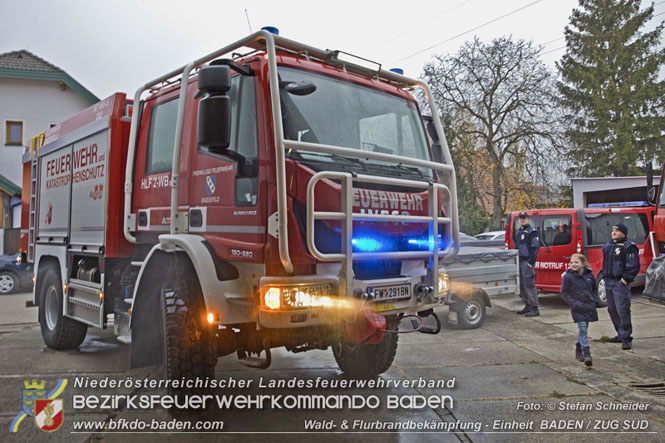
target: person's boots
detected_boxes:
[583,347,592,367]
[525,307,540,317]
[575,343,584,362]
[516,304,530,314]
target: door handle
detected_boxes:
[563,256,570,260]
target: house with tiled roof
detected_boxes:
[0,50,98,234]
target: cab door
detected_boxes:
[537,213,576,291]
[186,68,265,263]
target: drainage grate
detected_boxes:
[630,383,665,396]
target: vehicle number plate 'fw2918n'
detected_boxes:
[368,284,411,302]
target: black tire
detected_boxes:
[38,266,87,350]
[596,272,608,307]
[454,293,486,329]
[0,271,18,294]
[333,319,398,379]
[162,281,216,394]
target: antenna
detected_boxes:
[245,9,253,33]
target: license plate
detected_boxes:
[369,284,411,302]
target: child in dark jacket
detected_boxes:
[560,253,601,366]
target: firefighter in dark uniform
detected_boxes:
[602,222,640,350]
[514,212,541,316]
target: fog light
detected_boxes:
[207,312,220,323]
[438,272,449,295]
[265,287,281,310]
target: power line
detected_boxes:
[393,0,547,63]
[540,45,566,56]
[539,36,565,47]
[405,0,474,33]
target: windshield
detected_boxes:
[278,67,432,177]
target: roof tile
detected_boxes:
[0,50,61,72]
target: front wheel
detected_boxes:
[162,282,216,394]
[333,320,398,379]
[0,271,17,294]
[596,272,608,307]
[38,266,87,349]
[454,294,486,329]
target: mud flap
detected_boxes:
[130,286,164,368]
[343,309,386,344]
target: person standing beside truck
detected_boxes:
[602,222,640,350]
[514,211,541,316]
[560,254,600,366]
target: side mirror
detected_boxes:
[198,66,232,151]
[280,80,317,96]
[648,187,657,205]
[647,161,654,187]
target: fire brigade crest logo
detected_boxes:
[46,203,53,225]
[206,175,216,195]
[34,399,63,432]
[615,248,622,256]
[521,234,526,241]
[10,378,67,433]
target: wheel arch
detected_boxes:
[34,253,65,306]
[129,235,215,368]
[450,285,491,308]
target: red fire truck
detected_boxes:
[505,206,655,302]
[20,28,460,379]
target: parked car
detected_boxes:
[475,231,505,241]
[505,206,655,303]
[0,253,33,294]
[459,233,480,244]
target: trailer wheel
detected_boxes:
[161,281,216,394]
[38,266,87,350]
[454,293,486,329]
[596,272,608,307]
[333,320,398,379]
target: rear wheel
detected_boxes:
[333,320,398,379]
[596,272,608,307]
[454,293,486,329]
[38,266,87,349]
[162,281,216,394]
[0,271,17,294]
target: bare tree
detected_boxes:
[423,36,564,229]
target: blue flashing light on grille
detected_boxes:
[351,238,382,252]
[407,238,435,249]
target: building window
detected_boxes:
[5,121,23,146]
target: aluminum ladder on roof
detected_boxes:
[28,133,44,263]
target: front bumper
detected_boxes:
[257,273,446,329]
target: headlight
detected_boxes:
[438,272,449,295]
[262,284,337,310]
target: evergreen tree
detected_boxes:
[557,0,665,177]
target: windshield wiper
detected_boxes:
[364,161,427,179]
[289,151,368,171]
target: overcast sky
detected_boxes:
[1,0,663,100]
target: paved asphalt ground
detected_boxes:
[1,287,664,443]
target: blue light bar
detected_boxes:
[587,201,649,208]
